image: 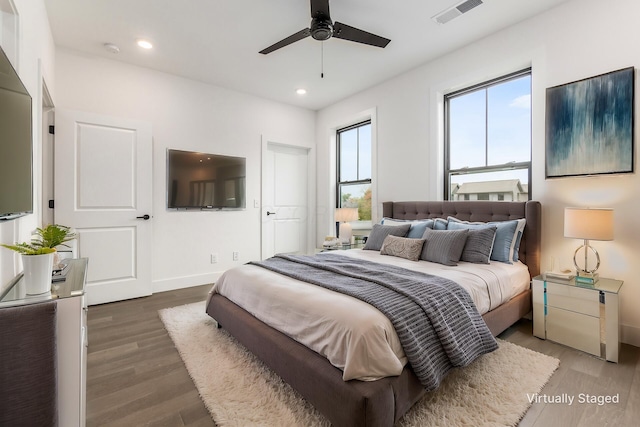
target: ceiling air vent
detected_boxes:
[432,0,484,24]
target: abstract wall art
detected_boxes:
[545,67,634,178]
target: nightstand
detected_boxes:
[532,274,622,362]
[316,243,363,253]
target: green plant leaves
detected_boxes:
[34,224,76,249]
[1,224,75,255]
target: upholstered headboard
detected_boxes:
[382,201,542,277]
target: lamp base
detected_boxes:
[573,240,600,275]
[338,222,353,245]
[576,270,598,279]
[575,271,599,285]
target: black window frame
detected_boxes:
[336,120,372,209]
[444,68,532,201]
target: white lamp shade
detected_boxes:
[564,208,614,241]
[335,207,359,223]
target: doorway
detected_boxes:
[261,139,312,259]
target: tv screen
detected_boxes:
[167,149,246,210]
[0,46,33,221]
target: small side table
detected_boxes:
[532,274,622,362]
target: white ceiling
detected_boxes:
[44,0,570,110]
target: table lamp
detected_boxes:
[335,208,359,244]
[564,207,614,277]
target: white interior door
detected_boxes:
[54,109,152,305]
[261,141,310,259]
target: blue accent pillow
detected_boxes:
[512,230,523,262]
[447,217,524,264]
[433,218,448,230]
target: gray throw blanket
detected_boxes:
[250,253,498,390]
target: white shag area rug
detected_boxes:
[159,301,559,427]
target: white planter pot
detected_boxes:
[22,253,54,295]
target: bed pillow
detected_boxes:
[363,223,411,251]
[419,228,469,266]
[433,218,448,230]
[512,220,526,262]
[381,218,434,238]
[447,217,524,264]
[460,226,497,264]
[380,235,425,261]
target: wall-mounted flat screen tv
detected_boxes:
[167,149,246,210]
[0,45,33,220]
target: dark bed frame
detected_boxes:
[206,200,541,427]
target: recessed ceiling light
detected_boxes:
[137,39,153,49]
[296,88,307,95]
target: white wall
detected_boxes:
[54,48,315,293]
[317,0,640,346]
[0,0,56,286]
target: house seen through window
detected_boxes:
[445,69,532,201]
[337,120,372,221]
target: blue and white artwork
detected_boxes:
[546,67,634,178]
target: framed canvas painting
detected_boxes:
[545,67,634,178]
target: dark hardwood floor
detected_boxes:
[87,285,640,427]
[86,284,215,427]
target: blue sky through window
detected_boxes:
[339,123,371,184]
[449,75,531,185]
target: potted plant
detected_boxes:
[2,224,76,294]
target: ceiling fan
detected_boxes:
[259,0,391,55]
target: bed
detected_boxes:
[206,200,541,426]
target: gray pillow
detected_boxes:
[420,228,469,266]
[363,223,411,251]
[381,218,434,238]
[447,217,524,264]
[380,235,425,261]
[461,226,497,264]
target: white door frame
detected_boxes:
[260,136,315,259]
[40,75,55,227]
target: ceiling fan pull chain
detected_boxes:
[321,41,324,78]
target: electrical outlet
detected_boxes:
[210,253,218,264]
[232,251,239,261]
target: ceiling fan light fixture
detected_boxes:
[310,19,333,41]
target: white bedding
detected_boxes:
[211,249,530,381]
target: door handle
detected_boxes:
[136,214,151,220]
[266,211,276,216]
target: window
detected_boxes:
[337,121,371,221]
[445,69,531,201]
[0,0,19,68]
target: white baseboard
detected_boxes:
[621,324,640,348]
[152,272,222,294]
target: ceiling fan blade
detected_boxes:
[259,28,311,54]
[310,0,331,19]
[333,22,391,48]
